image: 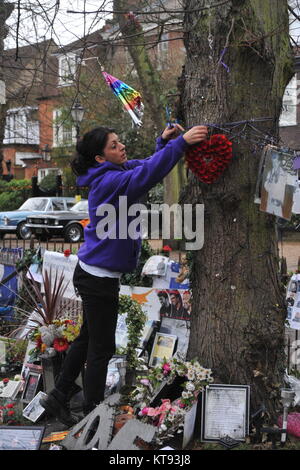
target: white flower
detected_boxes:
[135,393,144,401]
[39,324,58,346]
[187,370,195,380]
[155,373,164,381]
[186,382,195,392]
[196,372,207,381]
[160,424,167,432]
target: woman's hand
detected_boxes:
[183,126,208,145]
[161,123,185,141]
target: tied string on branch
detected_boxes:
[185,118,279,149]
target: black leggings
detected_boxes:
[55,262,120,408]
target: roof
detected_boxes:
[3,39,59,105]
[53,30,105,55]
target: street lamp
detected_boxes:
[42,144,51,162]
[71,99,85,139]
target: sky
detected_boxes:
[4,0,112,50]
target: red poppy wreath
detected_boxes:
[185,134,233,184]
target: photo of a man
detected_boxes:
[157,290,171,317]
[169,290,189,319]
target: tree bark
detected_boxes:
[181,0,294,418]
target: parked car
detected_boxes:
[0,197,77,240]
[26,199,89,243]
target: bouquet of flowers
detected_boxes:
[29,318,81,359]
[12,268,82,360]
[130,358,213,446]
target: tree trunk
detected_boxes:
[181,0,294,418]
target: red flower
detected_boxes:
[35,335,43,350]
[162,245,172,252]
[2,378,9,384]
[53,337,69,352]
[7,410,15,416]
[64,249,71,257]
[5,403,15,409]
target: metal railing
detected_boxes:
[0,236,82,253]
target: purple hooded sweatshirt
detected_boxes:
[76,134,187,273]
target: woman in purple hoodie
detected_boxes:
[40,123,208,426]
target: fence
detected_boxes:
[0,236,82,254]
[0,237,299,374]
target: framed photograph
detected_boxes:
[0,426,45,450]
[259,145,297,220]
[149,332,177,367]
[21,372,42,404]
[201,384,250,442]
[23,391,47,423]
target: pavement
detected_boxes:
[39,390,85,450]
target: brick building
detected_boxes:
[1,39,60,180]
[0,1,186,183]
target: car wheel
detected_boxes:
[16,221,32,240]
[64,223,83,243]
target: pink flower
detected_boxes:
[140,379,150,386]
[141,407,150,416]
[162,363,171,375]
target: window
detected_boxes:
[279,75,298,127]
[19,198,49,211]
[52,200,66,211]
[37,167,61,183]
[58,54,77,86]
[4,107,39,145]
[53,109,76,147]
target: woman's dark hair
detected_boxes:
[70,126,114,176]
